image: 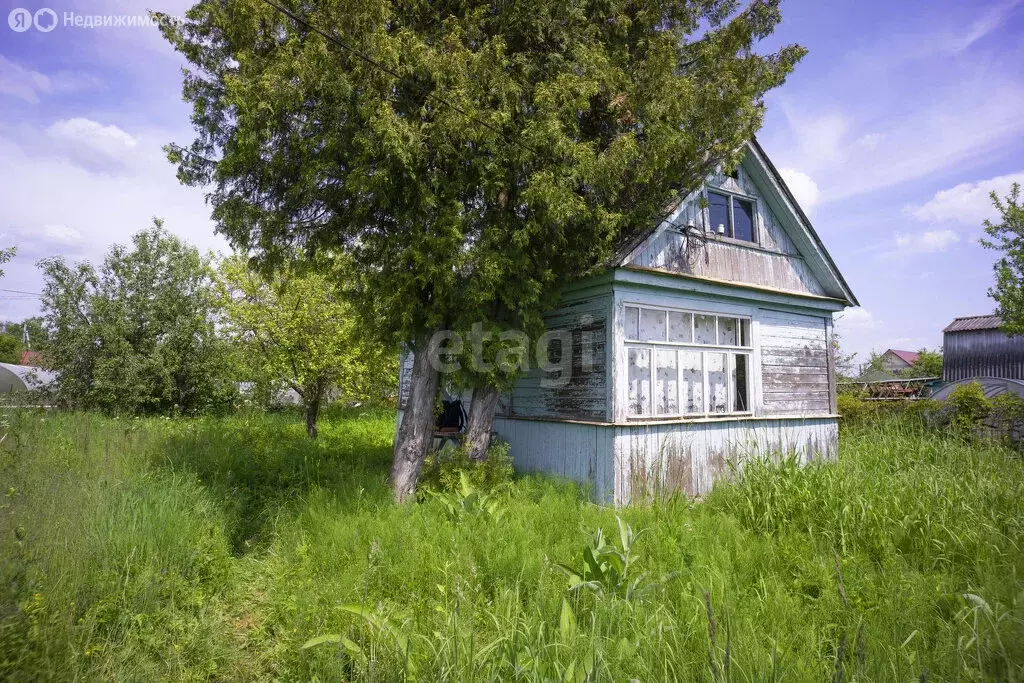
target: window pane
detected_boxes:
[680,351,704,414]
[627,348,651,417]
[624,306,639,340]
[655,349,679,415]
[708,191,729,236]
[639,308,666,342]
[707,352,728,413]
[739,319,750,347]
[668,311,692,343]
[733,353,749,412]
[694,314,716,345]
[733,198,754,242]
[718,317,738,346]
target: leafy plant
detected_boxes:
[556,516,674,600]
[302,603,416,677]
[425,471,505,522]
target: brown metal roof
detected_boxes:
[944,314,1002,333]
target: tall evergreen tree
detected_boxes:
[161,0,805,500]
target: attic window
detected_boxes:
[707,191,756,244]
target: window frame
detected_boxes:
[623,303,754,420]
[705,187,759,245]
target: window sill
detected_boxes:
[627,412,753,423]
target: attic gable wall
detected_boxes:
[624,161,830,298]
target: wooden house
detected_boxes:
[398,140,857,504]
[879,349,918,375]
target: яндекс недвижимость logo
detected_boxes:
[8,7,57,32]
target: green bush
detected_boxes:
[419,438,516,495]
[940,382,991,436]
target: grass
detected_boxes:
[1,408,1022,681]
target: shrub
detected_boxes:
[419,438,515,495]
[940,382,990,436]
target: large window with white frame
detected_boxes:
[624,304,752,418]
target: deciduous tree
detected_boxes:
[161,0,805,500]
[903,348,943,379]
[981,183,1024,334]
[218,254,397,438]
[39,221,234,414]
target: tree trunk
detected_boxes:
[391,338,440,502]
[465,384,501,461]
[305,395,320,439]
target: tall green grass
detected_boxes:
[1,409,1022,680]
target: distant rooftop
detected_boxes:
[885,349,919,365]
[944,314,1002,333]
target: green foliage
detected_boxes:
[0,245,15,279]
[420,439,515,495]
[902,348,943,378]
[160,0,805,389]
[555,516,674,600]
[217,254,397,436]
[837,394,940,428]
[3,410,1024,680]
[942,381,991,435]
[980,183,1024,334]
[2,317,47,356]
[38,221,235,415]
[0,334,22,364]
[425,471,506,523]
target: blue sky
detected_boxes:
[1,0,1022,364]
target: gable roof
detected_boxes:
[884,349,919,365]
[944,314,1002,333]
[612,138,858,307]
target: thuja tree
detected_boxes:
[161,0,804,501]
[218,254,397,438]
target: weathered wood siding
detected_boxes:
[493,417,615,501]
[759,310,831,415]
[493,414,838,505]
[502,293,611,421]
[613,417,838,504]
[624,165,829,297]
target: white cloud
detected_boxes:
[907,171,1024,225]
[41,224,84,245]
[856,133,883,150]
[952,0,1024,52]
[0,124,226,320]
[46,118,138,162]
[779,168,820,213]
[836,307,878,330]
[892,229,960,255]
[0,55,102,104]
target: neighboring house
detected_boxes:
[879,349,918,375]
[933,314,1024,400]
[398,139,857,504]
